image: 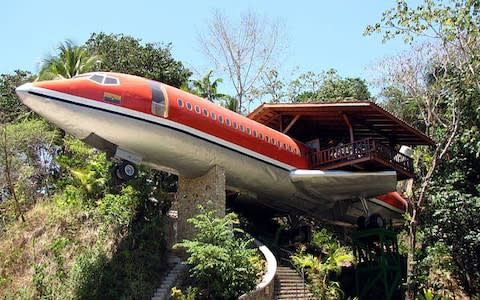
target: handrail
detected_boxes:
[277,246,310,299]
[280,257,309,299]
[238,240,277,300]
[309,138,413,175]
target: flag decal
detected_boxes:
[104,92,121,104]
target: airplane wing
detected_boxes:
[290,169,397,201]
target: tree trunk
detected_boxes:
[2,126,24,222]
[405,205,418,300]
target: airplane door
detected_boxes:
[149,81,168,117]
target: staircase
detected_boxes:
[274,266,315,299]
[151,254,185,300]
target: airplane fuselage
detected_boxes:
[16,72,406,224]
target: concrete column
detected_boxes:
[176,165,226,242]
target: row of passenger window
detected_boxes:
[177,99,301,156]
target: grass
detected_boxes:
[0,196,169,299]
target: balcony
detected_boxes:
[309,138,414,180]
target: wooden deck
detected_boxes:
[309,138,414,180]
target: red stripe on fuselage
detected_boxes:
[163,85,310,169]
[376,192,407,211]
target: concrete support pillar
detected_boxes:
[177,165,226,242]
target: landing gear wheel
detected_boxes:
[115,161,137,181]
[365,213,384,229]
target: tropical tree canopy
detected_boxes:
[366,0,480,297]
[190,70,225,102]
[85,32,191,87]
[38,40,101,81]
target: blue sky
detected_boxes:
[1,1,417,94]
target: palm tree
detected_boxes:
[38,40,101,80]
[219,95,238,112]
[191,70,225,102]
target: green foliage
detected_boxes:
[91,214,167,300]
[252,68,372,103]
[97,186,139,227]
[0,119,58,224]
[312,228,339,253]
[291,69,371,103]
[426,190,480,293]
[56,137,111,201]
[38,40,101,80]
[418,288,448,300]
[174,208,262,299]
[365,0,480,44]
[49,237,69,279]
[291,228,354,299]
[171,286,198,300]
[85,32,191,87]
[380,86,424,130]
[0,70,34,122]
[68,244,108,299]
[367,0,480,297]
[190,70,226,102]
[31,262,48,299]
[219,94,238,112]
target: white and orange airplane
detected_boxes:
[16,72,407,226]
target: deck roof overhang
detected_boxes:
[247,101,434,146]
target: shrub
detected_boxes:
[291,229,354,299]
[174,208,262,299]
[96,186,139,227]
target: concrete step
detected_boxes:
[276,271,301,276]
[277,276,305,280]
[273,295,315,300]
[277,280,304,285]
[276,284,306,288]
[151,256,185,300]
[274,265,313,300]
[274,288,308,292]
[277,274,304,279]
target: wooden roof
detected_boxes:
[247,101,434,146]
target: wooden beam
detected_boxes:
[283,114,301,134]
[342,113,354,143]
[350,115,397,145]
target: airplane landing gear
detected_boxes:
[357,213,385,230]
[112,161,137,181]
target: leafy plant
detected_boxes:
[418,288,446,300]
[171,286,198,300]
[174,208,262,299]
[291,229,354,299]
[96,186,139,227]
[31,262,48,299]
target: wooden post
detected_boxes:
[283,114,301,134]
[342,113,354,143]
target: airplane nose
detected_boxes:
[15,82,33,103]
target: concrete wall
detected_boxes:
[176,165,226,241]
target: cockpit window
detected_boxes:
[72,74,90,79]
[74,73,119,85]
[90,74,104,83]
[104,77,119,85]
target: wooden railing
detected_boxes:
[309,138,413,175]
